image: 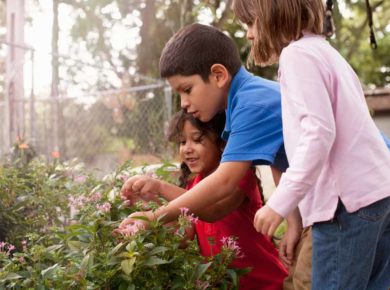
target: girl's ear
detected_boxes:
[210,64,230,88]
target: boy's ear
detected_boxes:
[210,64,230,88]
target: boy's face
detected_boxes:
[167,74,227,122]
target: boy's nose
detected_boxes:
[180,96,190,110]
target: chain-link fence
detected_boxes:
[0,101,8,157]
[1,84,174,174]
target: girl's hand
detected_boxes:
[254,205,283,236]
[121,175,162,202]
[279,225,302,268]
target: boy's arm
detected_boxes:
[197,187,247,222]
[158,180,186,201]
[135,161,251,224]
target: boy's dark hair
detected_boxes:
[159,23,242,81]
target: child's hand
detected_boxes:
[113,211,154,237]
[254,205,283,236]
[121,175,162,202]
[279,225,302,268]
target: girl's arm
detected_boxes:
[271,166,303,266]
[121,175,186,202]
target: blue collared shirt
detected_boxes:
[221,67,288,171]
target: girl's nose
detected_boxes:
[183,142,194,153]
[246,27,255,40]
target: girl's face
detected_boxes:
[179,120,222,176]
[245,23,256,41]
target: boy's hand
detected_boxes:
[113,211,154,237]
[121,175,161,202]
[279,225,302,268]
[254,205,283,236]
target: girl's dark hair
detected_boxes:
[168,110,225,187]
[168,110,265,205]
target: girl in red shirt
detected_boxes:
[120,110,287,290]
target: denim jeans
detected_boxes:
[312,197,390,290]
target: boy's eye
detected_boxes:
[183,87,192,94]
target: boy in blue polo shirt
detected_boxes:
[119,23,303,266]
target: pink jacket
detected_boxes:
[267,34,390,227]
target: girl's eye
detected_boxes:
[194,136,204,143]
[179,140,186,145]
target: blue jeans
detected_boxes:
[312,197,390,290]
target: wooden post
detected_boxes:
[5,0,25,146]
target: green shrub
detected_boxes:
[0,160,246,289]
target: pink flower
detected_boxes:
[145,172,159,179]
[22,240,28,252]
[6,244,15,255]
[96,202,111,213]
[89,192,102,202]
[117,220,145,237]
[74,175,87,183]
[180,207,189,215]
[68,196,88,209]
[221,237,244,258]
[19,256,25,263]
[118,174,129,182]
[196,280,210,290]
[188,215,199,224]
[180,207,198,224]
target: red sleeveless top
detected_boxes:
[187,169,287,290]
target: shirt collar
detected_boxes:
[222,67,253,139]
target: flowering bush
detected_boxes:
[0,160,247,289]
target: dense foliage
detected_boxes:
[0,155,246,289]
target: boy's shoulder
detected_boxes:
[230,67,280,96]
[228,68,281,110]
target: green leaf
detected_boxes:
[143,256,170,266]
[67,240,89,251]
[121,257,136,275]
[118,283,135,290]
[109,242,125,256]
[227,268,243,288]
[148,246,168,255]
[80,253,94,273]
[131,215,150,222]
[41,263,59,279]
[1,272,23,281]
[194,262,212,280]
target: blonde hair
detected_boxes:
[232,0,325,66]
